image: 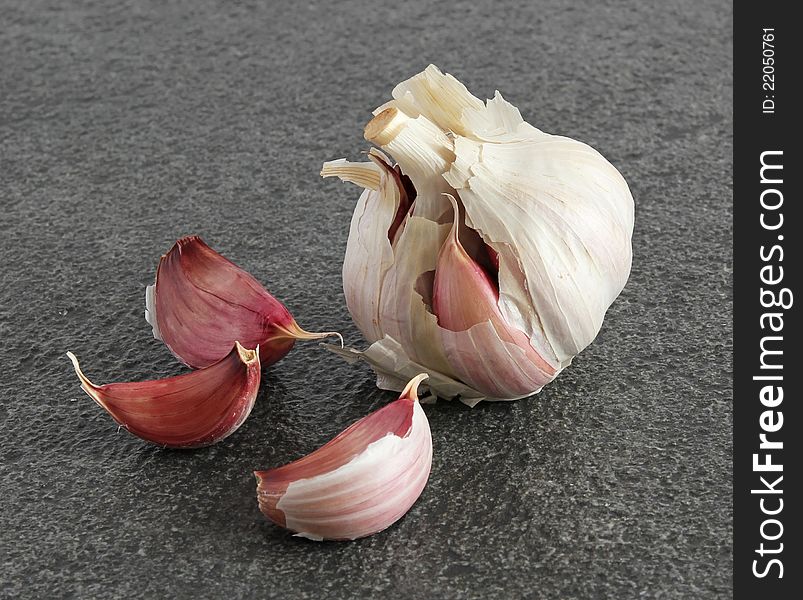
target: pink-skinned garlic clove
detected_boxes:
[145,236,341,369]
[432,196,557,387]
[67,342,261,449]
[255,373,432,541]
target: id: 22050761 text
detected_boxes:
[762,28,775,114]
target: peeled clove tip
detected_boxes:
[364,107,406,146]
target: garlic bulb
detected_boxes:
[322,65,634,404]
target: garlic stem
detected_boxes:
[364,108,454,185]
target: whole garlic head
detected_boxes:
[323,65,634,405]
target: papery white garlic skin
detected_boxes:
[255,374,432,541]
[324,65,634,404]
[322,153,399,345]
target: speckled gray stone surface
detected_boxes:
[0,1,732,598]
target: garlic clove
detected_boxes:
[255,373,433,541]
[431,195,557,397]
[67,342,261,448]
[432,195,502,332]
[437,321,557,400]
[145,236,341,369]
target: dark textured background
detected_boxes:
[0,1,732,598]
